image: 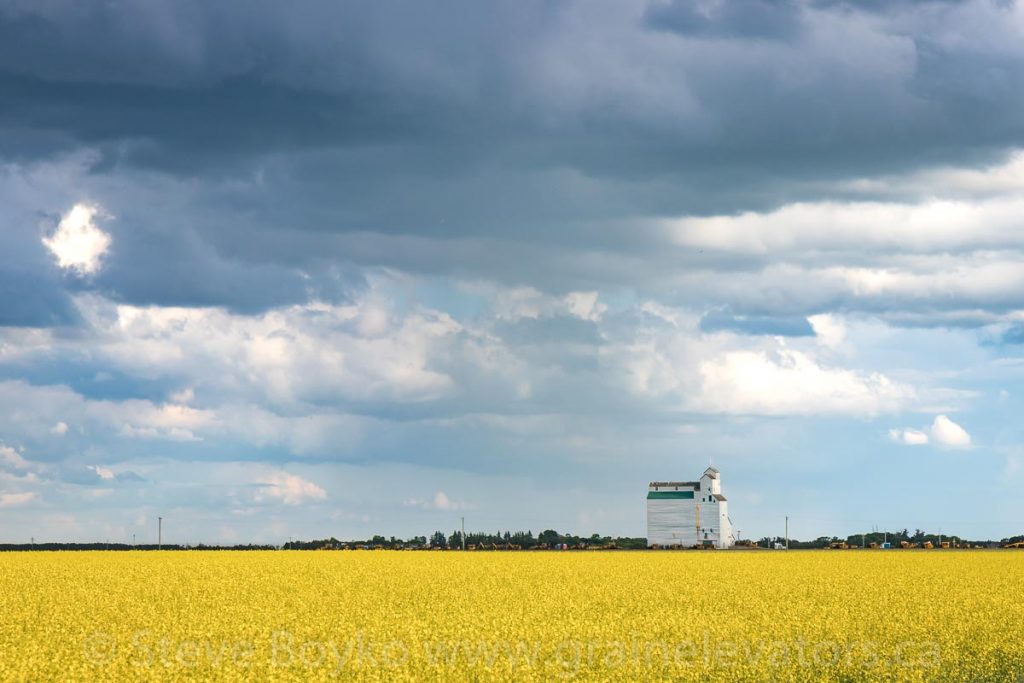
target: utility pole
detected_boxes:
[461,516,466,551]
[132,533,136,547]
[862,533,865,549]
[158,517,163,550]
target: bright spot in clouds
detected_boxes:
[42,203,111,275]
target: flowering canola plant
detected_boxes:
[0,550,1022,681]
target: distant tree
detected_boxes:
[430,531,447,548]
[538,529,560,546]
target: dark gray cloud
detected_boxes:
[493,316,604,347]
[0,204,81,327]
[811,0,971,11]
[646,0,804,39]
[699,310,816,337]
[1001,324,1024,345]
[3,0,1024,317]
[3,0,1024,184]
[55,464,145,486]
[93,221,358,313]
[0,269,79,326]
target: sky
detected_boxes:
[2,0,1024,545]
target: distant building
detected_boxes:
[647,467,734,549]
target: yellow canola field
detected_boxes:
[1,550,1022,682]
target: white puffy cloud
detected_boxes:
[87,465,115,481]
[0,275,963,478]
[929,415,972,449]
[113,403,211,442]
[253,470,327,506]
[653,153,1024,323]
[808,314,846,350]
[0,444,41,497]
[42,203,111,275]
[889,428,929,446]
[0,444,30,472]
[0,380,214,445]
[890,415,972,449]
[50,421,69,436]
[836,150,1024,200]
[0,378,379,459]
[610,307,920,417]
[0,328,53,362]
[477,284,610,323]
[432,491,472,511]
[489,286,547,320]
[695,347,912,417]
[665,194,1024,256]
[564,291,607,322]
[75,294,459,407]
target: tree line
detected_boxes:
[282,530,648,550]
[756,529,1007,550]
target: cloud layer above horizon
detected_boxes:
[2,0,1024,543]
